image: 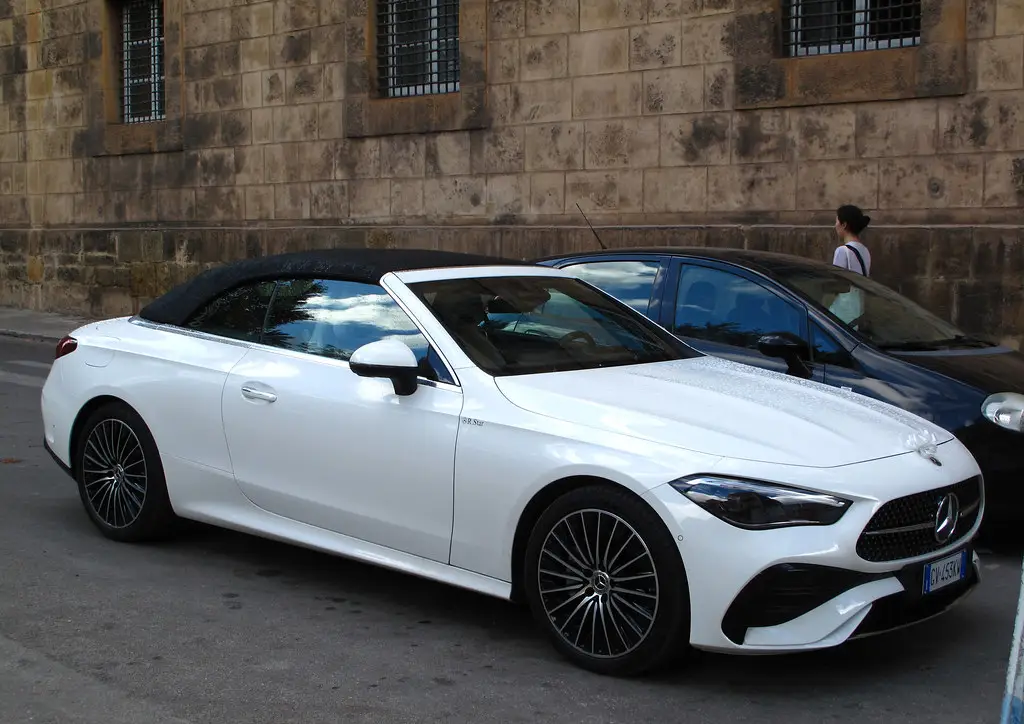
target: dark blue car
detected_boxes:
[538,247,1024,532]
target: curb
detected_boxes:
[0,328,62,344]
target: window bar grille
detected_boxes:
[120,0,165,123]
[782,0,920,57]
[376,0,460,98]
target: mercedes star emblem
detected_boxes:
[934,492,960,543]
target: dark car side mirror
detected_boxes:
[757,333,813,379]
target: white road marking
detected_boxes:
[8,360,52,370]
[0,370,45,388]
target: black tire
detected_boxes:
[72,400,178,542]
[523,484,691,676]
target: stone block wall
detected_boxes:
[0,0,1021,344]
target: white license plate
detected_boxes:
[923,549,967,594]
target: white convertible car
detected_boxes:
[40,248,984,676]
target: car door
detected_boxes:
[220,276,464,564]
[664,259,825,382]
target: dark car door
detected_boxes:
[661,258,825,383]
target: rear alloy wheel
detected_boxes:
[523,485,691,676]
[74,401,178,542]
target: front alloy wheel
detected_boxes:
[524,485,691,676]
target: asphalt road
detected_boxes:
[0,335,1020,724]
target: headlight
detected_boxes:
[670,475,852,530]
[982,392,1024,433]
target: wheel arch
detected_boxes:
[509,475,655,604]
[68,395,141,473]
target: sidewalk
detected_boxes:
[0,306,96,343]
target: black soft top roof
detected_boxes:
[138,247,529,327]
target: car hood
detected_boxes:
[892,346,1024,396]
[493,356,954,469]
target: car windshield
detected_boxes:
[408,275,701,376]
[774,265,993,351]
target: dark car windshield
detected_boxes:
[774,265,992,351]
[408,275,701,376]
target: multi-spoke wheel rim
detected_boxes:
[81,419,147,529]
[537,509,660,659]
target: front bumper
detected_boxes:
[641,449,985,654]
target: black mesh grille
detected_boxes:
[118,0,165,124]
[856,477,983,563]
[376,0,460,97]
[782,0,921,57]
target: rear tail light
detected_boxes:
[55,335,77,360]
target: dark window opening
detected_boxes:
[376,0,460,98]
[117,0,165,124]
[782,0,921,57]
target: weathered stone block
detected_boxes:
[526,0,578,34]
[680,14,732,65]
[574,72,641,118]
[879,157,985,208]
[244,185,274,218]
[530,171,565,214]
[423,176,486,216]
[471,127,524,174]
[790,106,856,160]
[796,160,879,210]
[491,0,525,38]
[389,179,423,217]
[274,182,311,218]
[649,0,701,20]
[520,35,566,81]
[661,112,731,166]
[334,138,380,179]
[486,174,529,216]
[707,164,796,211]
[982,153,1024,206]
[731,110,791,163]
[584,118,659,168]
[630,22,681,70]
[565,169,643,212]
[524,121,583,171]
[643,66,703,114]
[856,100,938,157]
[425,133,471,176]
[580,0,646,31]
[490,40,520,83]
[975,36,1024,90]
[569,29,629,76]
[643,167,707,211]
[272,104,317,141]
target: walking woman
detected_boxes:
[832,204,871,276]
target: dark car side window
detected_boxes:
[562,260,661,315]
[811,322,853,368]
[672,265,804,351]
[263,278,454,384]
[185,281,276,342]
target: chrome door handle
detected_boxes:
[241,385,277,402]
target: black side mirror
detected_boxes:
[757,333,813,379]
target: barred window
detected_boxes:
[376,0,460,98]
[783,0,921,57]
[118,0,165,124]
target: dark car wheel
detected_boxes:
[73,400,178,542]
[523,484,691,676]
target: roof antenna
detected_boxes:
[576,203,608,250]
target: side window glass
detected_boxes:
[263,279,453,383]
[811,322,852,367]
[564,260,661,315]
[185,281,276,342]
[672,265,804,351]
